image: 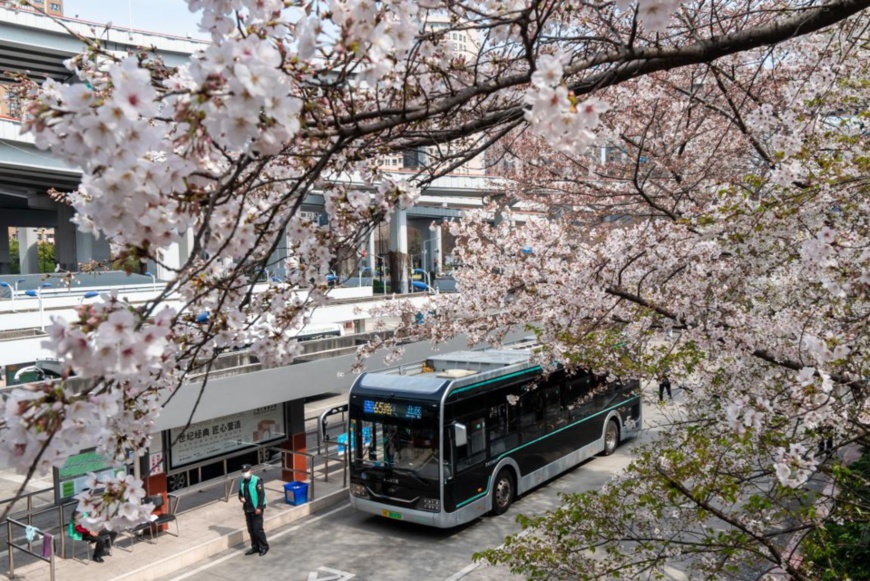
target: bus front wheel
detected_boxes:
[492,469,514,516]
[602,419,620,456]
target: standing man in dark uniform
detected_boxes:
[238,464,269,556]
[658,374,673,402]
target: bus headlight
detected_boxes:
[420,497,440,512]
[351,483,368,497]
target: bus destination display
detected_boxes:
[363,399,422,420]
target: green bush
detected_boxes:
[6,238,56,274]
[802,452,870,580]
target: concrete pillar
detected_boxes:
[18,228,40,274]
[388,209,409,294]
[367,231,376,273]
[280,400,307,483]
[55,204,78,271]
[155,229,193,281]
[268,228,289,279]
[75,230,111,267]
[0,225,10,274]
[156,240,180,281]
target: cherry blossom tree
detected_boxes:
[1,2,868,564]
[425,10,869,581]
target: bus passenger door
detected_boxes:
[446,417,489,512]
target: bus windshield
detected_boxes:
[350,399,439,481]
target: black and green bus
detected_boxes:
[348,339,642,528]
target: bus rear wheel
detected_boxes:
[492,469,514,515]
[602,419,620,456]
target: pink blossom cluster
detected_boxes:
[75,472,154,532]
[524,52,609,154]
[0,295,171,503]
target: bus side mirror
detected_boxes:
[453,423,467,447]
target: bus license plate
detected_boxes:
[382,510,403,520]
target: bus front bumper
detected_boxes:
[349,495,440,527]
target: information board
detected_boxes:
[53,450,126,504]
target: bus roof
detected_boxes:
[350,340,541,400]
[427,349,531,370]
[354,373,449,395]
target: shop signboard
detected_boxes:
[168,404,286,469]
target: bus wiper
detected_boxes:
[388,466,430,487]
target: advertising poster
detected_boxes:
[168,404,286,468]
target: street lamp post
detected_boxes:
[377,254,387,295]
[144,271,157,291]
[24,283,52,331]
[79,291,99,305]
[0,281,16,311]
[412,268,431,292]
[421,239,440,276]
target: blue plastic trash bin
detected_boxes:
[284,481,309,506]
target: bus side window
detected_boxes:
[562,375,594,420]
[489,388,521,456]
[488,402,508,441]
[519,389,545,442]
[519,390,537,428]
[540,385,563,430]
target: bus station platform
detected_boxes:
[5,470,349,581]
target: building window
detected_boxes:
[403,148,426,169]
[603,146,625,164]
[0,85,22,120]
[50,3,61,11]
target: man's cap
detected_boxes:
[241,464,252,472]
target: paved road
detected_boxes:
[164,390,675,581]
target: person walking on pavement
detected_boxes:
[659,374,673,402]
[238,463,269,556]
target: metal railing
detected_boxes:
[7,517,57,580]
[0,486,55,523]
[268,447,318,500]
[0,441,350,562]
[166,441,346,512]
[322,441,349,488]
[312,407,347,455]
[0,485,86,563]
[267,443,349,497]
[166,446,268,510]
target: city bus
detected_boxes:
[347,339,642,528]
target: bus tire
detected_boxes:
[602,419,620,456]
[491,469,514,516]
